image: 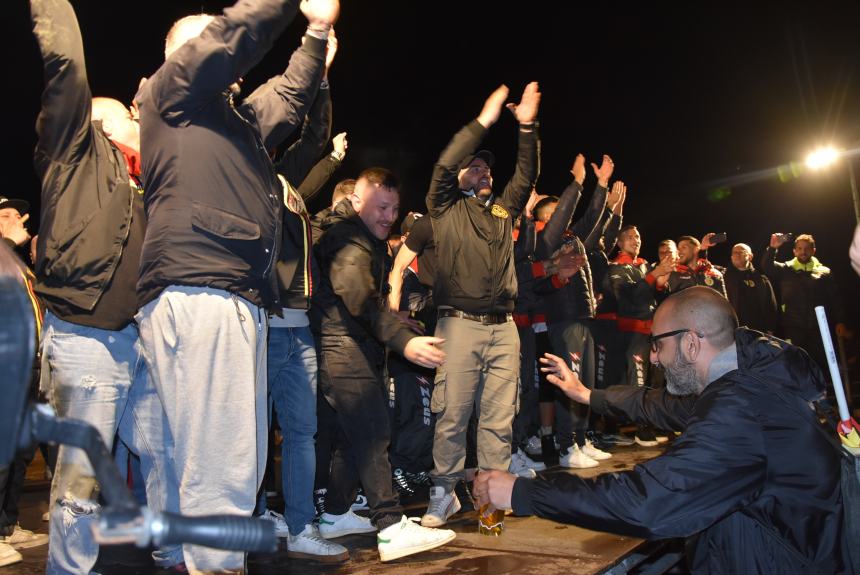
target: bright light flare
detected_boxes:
[806,146,841,170]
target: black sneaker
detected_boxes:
[313,488,327,517]
[454,479,475,512]
[392,468,417,500]
[540,434,559,466]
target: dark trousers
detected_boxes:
[619,331,651,388]
[549,321,595,448]
[387,361,436,473]
[513,325,539,447]
[318,335,402,530]
[0,444,36,535]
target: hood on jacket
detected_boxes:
[734,327,827,401]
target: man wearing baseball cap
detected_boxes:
[0,197,31,252]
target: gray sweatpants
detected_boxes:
[132,286,267,574]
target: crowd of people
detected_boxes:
[0,0,853,573]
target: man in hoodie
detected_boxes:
[474,286,848,574]
[312,167,456,562]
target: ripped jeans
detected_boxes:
[41,312,140,575]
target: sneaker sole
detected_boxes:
[378,530,456,562]
[583,452,612,461]
[420,497,461,527]
[319,526,378,539]
[286,549,349,563]
[559,457,599,469]
[6,537,49,550]
[634,438,659,447]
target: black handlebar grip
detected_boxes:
[155,512,277,553]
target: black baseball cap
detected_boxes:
[400,212,423,235]
[459,149,495,171]
[0,197,29,215]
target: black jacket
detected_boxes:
[136,0,324,309]
[666,259,728,298]
[311,200,414,355]
[761,247,846,330]
[426,120,538,314]
[512,328,848,574]
[724,265,779,333]
[31,0,139,316]
[274,85,333,311]
[607,253,659,329]
[541,183,608,324]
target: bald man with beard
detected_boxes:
[475,286,849,574]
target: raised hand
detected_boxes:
[301,0,340,28]
[524,187,540,220]
[325,28,338,72]
[332,132,348,155]
[608,181,626,215]
[769,233,789,249]
[590,154,615,188]
[477,85,510,129]
[505,81,541,125]
[570,154,586,185]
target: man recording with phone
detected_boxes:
[664,234,728,298]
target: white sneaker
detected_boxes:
[582,439,612,461]
[0,542,22,567]
[318,510,377,539]
[259,509,290,538]
[559,444,599,469]
[286,523,349,563]
[420,486,460,527]
[0,525,48,549]
[509,449,546,478]
[523,435,542,456]
[377,516,456,562]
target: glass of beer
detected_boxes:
[478,503,505,536]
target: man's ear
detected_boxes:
[682,330,701,362]
[349,193,362,211]
[100,117,115,138]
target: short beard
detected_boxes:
[664,346,703,396]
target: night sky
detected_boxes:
[9,1,860,324]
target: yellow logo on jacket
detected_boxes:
[491,204,509,219]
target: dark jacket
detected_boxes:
[31,0,139,315]
[136,0,324,309]
[541,183,608,324]
[426,120,538,314]
[666,259,728,298]
[724,265,779,333]
[512,328,848,574]
[311,200,414,355]
[274,85,333,311]
[607,253,659,331]
[761,248,846,330]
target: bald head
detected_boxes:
[655,286,738,351]
[92,97,139,151]
[165,14,215,59]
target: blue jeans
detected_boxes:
[267,326,318,534]
[42,312,140,575]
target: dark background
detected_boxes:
[7,1,860,329]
